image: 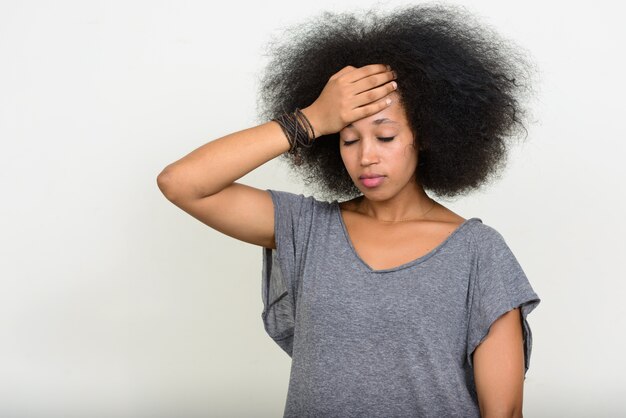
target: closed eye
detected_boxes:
[342,136,396,146]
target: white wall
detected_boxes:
[1,0,624,417]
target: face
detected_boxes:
[339,92,419,200]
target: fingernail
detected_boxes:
[387,64,391,71]
[392,81,397,89]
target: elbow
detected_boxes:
[157,168,178,201]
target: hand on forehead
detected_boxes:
[343,91,405,131]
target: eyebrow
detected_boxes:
[345,118,399,128]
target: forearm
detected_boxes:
[157,62,395,200]
[482,408,522,418]
[157,108,319,201]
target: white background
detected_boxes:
[1,0,624,417]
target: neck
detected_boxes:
[356,181,437,222]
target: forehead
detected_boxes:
[342,92,406,131]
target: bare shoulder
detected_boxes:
[438,208,467,226]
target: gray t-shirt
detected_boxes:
[261,189,541,418]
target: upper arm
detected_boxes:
[473,307,525,418]
[158,179,276,249]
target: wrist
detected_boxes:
[300,106,324,139]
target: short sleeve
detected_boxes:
[466,224,541,377]
[261,189,316,357]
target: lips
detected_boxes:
[359,173,384,179]
[359,175,385,188]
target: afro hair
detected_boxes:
[255,2,538,202]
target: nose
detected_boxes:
[359,138,378,166]
[360,137,379,166]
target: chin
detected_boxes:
[357,188,392,200]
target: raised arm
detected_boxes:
[156,64,398,248]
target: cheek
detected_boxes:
[339,148,347,164]
[400,143,418,161]
[339,146,354,162]
[339,148,353,172]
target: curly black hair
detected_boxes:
[255,3,538,202]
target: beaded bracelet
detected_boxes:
[273,108,318,166]
[272,108,316,152]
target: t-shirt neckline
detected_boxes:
[332,201,481,274]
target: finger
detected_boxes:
[351,71,397,100]
[352,80,397,109]
[344,63,390,84]
[352,94,394,120]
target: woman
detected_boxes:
[157,4,541,417]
